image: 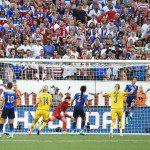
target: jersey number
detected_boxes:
[7,96,14,103]
[44,97,49,104]
[114,95,117,103]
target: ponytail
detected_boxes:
[113,84,120,95]
[80,85,87,101]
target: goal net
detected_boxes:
[0,59,150,134]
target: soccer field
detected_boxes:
[0,134,150,150]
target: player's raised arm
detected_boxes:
[100,91,109,97]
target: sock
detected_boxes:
[110,122,115,133]
[47,118,52,123]
[126,111,129,118]
[30,122,35,131]
[131,107,134,115]
[72,122,76,132]
[119,122,123,129]
[81,121,85,131]
[3,124,5,132]
[0,124,3,133]
[40,122,47,130]
[63,122,67,131]
[9,124,13,135]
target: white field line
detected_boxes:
[0,140,150,143]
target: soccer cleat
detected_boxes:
[130,114,133,119]
[80,131,86,136]
[8,135,14,139]
[71,132,74,136]
[0,134,1,138]
[110,132,113,137]
[27,130,31,135]
[37,129,41,135]
[126,118,128,125]
[120,133,123,137]
[38,122,42,129]
[63,131,69,135]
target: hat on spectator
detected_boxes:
[114,44,120,47]
[100,9,104,11]
[115,13,120,16]
[73,45,77,48]
[3,24,9,28]
[77,37,81,40]
[106,43,110,45]
[95,51,99,54]
[8,29,11,32]
[121,19,125,23]
[55,87,60,90]
[110,19,113,22]
[36,38,41,41]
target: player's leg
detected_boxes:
[8,119,14,138]
[80,117,86,135]
[110,110,117,137]
[130,100,135,119]
[71,107,79,135]
[59,115,68,134]
[28,110,41,135]
[37,112,56,135]
[71,117,78,135]
[118,110,124,136]
[0,118,5,138]
[125,98,131,124]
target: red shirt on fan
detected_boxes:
[106,10,117,21]
[55,27,68,37]
[97,15,104,23]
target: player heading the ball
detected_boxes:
[28,85,52,135]
[124,76,138,125]
[70,85,91,136]
[100,84,134,137]
[0,82,17,139]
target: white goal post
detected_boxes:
[0,59,150,134]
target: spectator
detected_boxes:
[62,48,71,59]
[136,85,147,107]
[13,83,22,106]
[8,48,19,59]
[32,38,43,58]
[44,38,55,58]
[52,87,62,106]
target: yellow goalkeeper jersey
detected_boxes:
[37,92,52,111]
[107,91,126,109]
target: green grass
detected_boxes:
[0,134,150,150]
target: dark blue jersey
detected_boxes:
[125,84,138,98]
[2,90,17,109]
[74,93,88,107]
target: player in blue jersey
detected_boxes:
[124,76,138,125]
[70,86,91,135]
[0,82,17,138]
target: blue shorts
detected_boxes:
[1,108,15,119]
[126,97,136,107]
[73,106,85,118]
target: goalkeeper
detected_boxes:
[38,96,74,135]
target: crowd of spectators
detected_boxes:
[0,0,150,82]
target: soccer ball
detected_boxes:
[27,123,32,129]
